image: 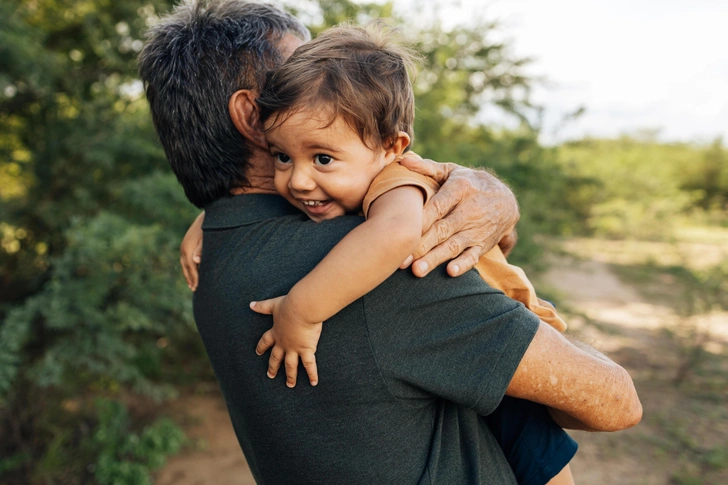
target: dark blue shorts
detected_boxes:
[485,396,578,485]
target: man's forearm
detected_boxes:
[547,408,601,431]
[507,322,643,432]
[545,336,632,431]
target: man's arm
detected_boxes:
[399,155,519,277]
[363,265,640,434]
[507,321,643,432]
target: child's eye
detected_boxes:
[314,154,333,166]
[276,153,291,164]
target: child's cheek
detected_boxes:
[273,171,289,197]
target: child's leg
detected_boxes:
[547,464,574,485]
[485,396,578,485]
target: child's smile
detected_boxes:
[265,108,398,222]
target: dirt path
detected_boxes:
[156,392,255,485]
[544,258,728,484]
[158,257,728,484]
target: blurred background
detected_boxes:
[1,0,726,484]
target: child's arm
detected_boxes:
[251,185,425,388]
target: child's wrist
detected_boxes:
[283,291,321,325]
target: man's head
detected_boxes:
[138,0,309,208]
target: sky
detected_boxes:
[393,0,728,144]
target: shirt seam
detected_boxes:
[361,294,434,410]
[361,294,449,485]
[471,305,539,415]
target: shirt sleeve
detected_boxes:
[362,162,440,218]
[362,266,540,416]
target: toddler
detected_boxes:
[252,23,565,386]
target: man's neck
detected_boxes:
[232,151,278,195]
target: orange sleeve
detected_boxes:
[475,247,568,332]
[362,162,440,218]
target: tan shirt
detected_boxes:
[362,162,567,332]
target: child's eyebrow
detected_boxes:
[304,142,342,154]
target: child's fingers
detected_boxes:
[249,295,285,315]
[301,353,318,386]
[250,299,274,315]
[255,330,276,356]
[189,265,199,291]
[187,240,202,290]
[181,255,194,289]
[399,254,414,269]
[284,353,299,388]
[192,239,203,264]
[267,346,285,379]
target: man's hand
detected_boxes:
[251,296,322,388]
[497,227,518,258]
[180,212,205,291]
[399,156,520,277]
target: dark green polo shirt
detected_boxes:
[194,194,539,484]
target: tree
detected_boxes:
[1,1,198,482]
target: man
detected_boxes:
[139,2,641,484]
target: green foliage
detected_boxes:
[677,137,728,213]
[651,412,728,483]
[556,136,727,239]
[433,127,598,268]
[93,399,184,485]
[0,0,173,303]
[0,452,30,476]
[5,212,192,395]
[411,24,535,139]
[0,0,197,482]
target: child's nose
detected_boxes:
[289,166,317,192]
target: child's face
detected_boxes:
[265,109,400,222]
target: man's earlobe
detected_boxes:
[229,90,268,150]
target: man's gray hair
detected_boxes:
[138,1,310,208]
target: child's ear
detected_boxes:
[384,131,411,163]
[229,89,268,151]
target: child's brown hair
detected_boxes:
[257,22,419,150]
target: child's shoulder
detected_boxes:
[362,162,440,217]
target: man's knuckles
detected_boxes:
[433,219,452,243]
[444,237,463,256]
[428,195,453,220]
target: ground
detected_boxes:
[156,238,728,485]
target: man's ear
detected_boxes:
[384,131,412,162]
[229,89,268,151]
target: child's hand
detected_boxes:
[180,212,204,291]
[250,296,322,388]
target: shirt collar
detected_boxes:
[202,194,300,229]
